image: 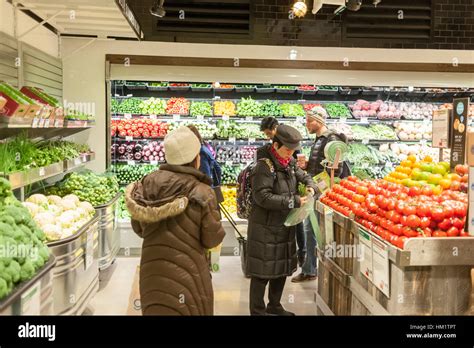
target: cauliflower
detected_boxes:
[58,211,77,228]
[27,194,48,206]
[42,224,62,241]
[60,199,76,211]
[33,212,56,228]
[76,207,88,219]
[22,202,39,217]
[78,201,95,215]
[61,228,75,239]
[62,194,80,205]
[45,204,62,216]
[47,195,63,206]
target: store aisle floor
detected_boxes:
[87,256,318,315]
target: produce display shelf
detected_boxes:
[112,159,164,165]
[64,152,96,171]
[1,153,95,190]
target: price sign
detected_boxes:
[150,160,159,165]
[126,136,133,141]
[38,118,45,128]
[359,229,373,282]
[213,96,221,100]
[225,160,233,166]
[85,229,94,271]
[360,117,369,124]
[248,138,256,143]
[222,115,230,121]
[246,116,253,121]
[21,281,41,315]
[372,237,390,297]
[39,167,45,176]
[32,118,39,128]
[127,160,136,166]
[385,161,393,169]
[362,138,370,145]
[150,114,157,119]
[54,119,60,127]
[229,137,236,143]
[420,139,427,146]
[124,113,132,119]
[296,117,304,124]
[74,158,81,166]
[197,115,204,122]
[173,114,181,121]
[339,118,347,124]
[44,119,50,128]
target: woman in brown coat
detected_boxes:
[125,126,225,315]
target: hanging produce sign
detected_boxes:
[450,98,469,171]
[115,0,143,40]
[432,109,450,149]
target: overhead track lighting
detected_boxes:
[345,0,362,11]
[292,1,308,18]
[150,0,166,18]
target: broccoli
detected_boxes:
[20,259,35,282]
[5,206,30,225]
[18,224,32,237]
[1,268,12,285]
[0,222,14,238]
[0,257,11,268]
[34,228,45,242]
[0,214,15,226]
[6,260,21,283]
[0,178,12,198]
[32,252,45,269]
[39,246,50,263]
[0,277,9,299]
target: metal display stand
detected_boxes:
[47,216,100,315]
[0,256,56,315]
[95,193,122,272]
[314,201,474,316]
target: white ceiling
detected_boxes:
[13,0,141,39]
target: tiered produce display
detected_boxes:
[320,175,470,250]
[111,81,473,223]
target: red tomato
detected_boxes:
[394,236,407,249]
[450,217,464,230]
[402,227,419,238]
[348,176,358,182]
[419,217,431,229]
[460,231,471,237]
[352,194,365,204]
[408,186,421,197]
[433,230,448,237]
[386,210,401,224]
[431,206,446,221]
[356,186,369,196]
[396,201,407,215]
[403,205,417,216]
[385,199,396,211]
[416,203,431,218]
[421,186,433,196]
[447,226,460,237]
[454,203,467,218]
[406,215,421,229]
[392,224,403,236]
[422,227,433,237]
[400,215,408,226]
[437,218,452,231]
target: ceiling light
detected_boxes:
[292,1,308,18]
[372,0,382,6]
[150,0,166,18]
[345,0,362,11]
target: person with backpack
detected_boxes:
[292,106,351,284]
[187,125,224,203]
[257,117,306,268]
[246,125,319,316]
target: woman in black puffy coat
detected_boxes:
[246,125,318,316]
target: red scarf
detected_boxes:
[270,146,291,168]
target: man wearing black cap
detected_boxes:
[246,125,318,316]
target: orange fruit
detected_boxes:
[407,155,417,163]
[439,178,451,189]
[423,155,433,163]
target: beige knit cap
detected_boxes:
[307,106,328,125]
[164,126,201,165]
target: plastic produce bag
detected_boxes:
[284,195,314,227]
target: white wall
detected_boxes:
[0,0,58,57]
[61,37,474,172]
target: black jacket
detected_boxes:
[246,145,317,279]
[307,130,351,178]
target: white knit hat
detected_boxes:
[164,126,201,165]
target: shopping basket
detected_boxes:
[219,203,250,278]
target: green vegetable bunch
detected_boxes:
[118,98,142,114]
[190,102,213,117]
[324,103,351,118]
[113,164,156,185]
[280,103,305,118]
[236,97,262,117]
[260,100,282,117]
[139,98,166,115]
[0,178,50,300]
[48,172,119,206]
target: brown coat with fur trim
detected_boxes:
[125,164,225,315]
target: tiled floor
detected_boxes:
[87,256,318,315]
